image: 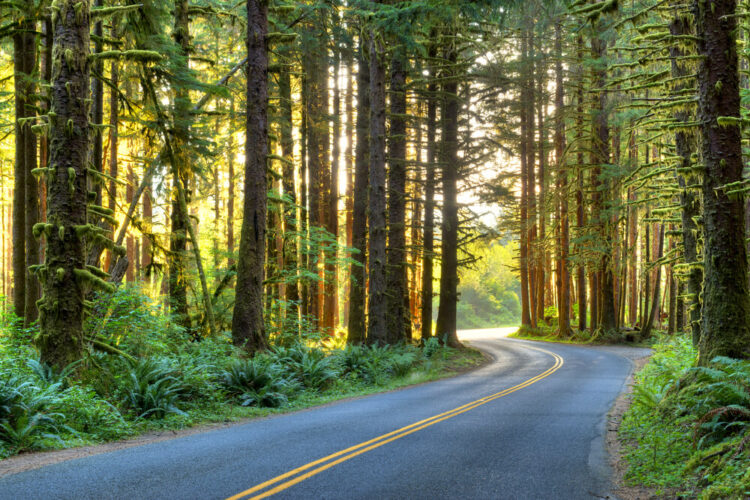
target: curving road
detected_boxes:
[0,329,638,499]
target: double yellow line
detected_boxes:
[228,344,564,500]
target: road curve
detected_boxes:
[0,330,634,499]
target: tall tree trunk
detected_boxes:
[169,0,191,327]
[591,26,617,332]
[232,0,269,352]
[279,65,299,325]
[420,42,438,341]
[519,33,533,327]
[324,46,340,333]
[348,43,369,345]
[575,35,587,332]
[695,0,750,361]
[12,20,27,319]
[435,45,461,348]
[670,13,702,347]
[23,18,39,324]
[367,31,388,346]
[343,47,355,328]
[37,0,92,367]
[227,97,236,267]
[386,48,411,343]
[554,20,570,337]
[641,224,664,339]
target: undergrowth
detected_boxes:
[620,334,750,498]
[0,287,483,459]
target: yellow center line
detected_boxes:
[227,344,564,500]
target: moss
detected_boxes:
[56,268,65,281]
[73,268,115,294]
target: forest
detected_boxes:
[2,0,750,496]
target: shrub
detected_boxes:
[120,358,186,419]
[220,358,297,408]
[0,372,67,452]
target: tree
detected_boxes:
[232,0,269,352]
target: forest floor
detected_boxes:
[0,345,487,478]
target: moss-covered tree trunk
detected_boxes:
[695,0,750,362]
[386,48,411,343]
[37,0,93,367]
[231,0,268,352]
[168,0,191,327]
[669,13,702,347]
[347,42,369,345]
[575,35,587,332]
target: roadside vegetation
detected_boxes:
[0,287,482,460]
[621,335,750,498]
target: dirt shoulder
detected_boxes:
[595,346,657,500]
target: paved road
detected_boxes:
[0,329,635,499]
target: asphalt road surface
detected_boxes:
[0,328,635,500]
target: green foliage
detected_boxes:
[119,358,186,419]
[620,334,750,497]
[220,358,296,408]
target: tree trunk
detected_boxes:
[519,30,531,328]
[386,48,411,343]
[168,0,191,327]
[324,45,340,334]
[695,0,750,361]
[367,31,388,346]
[279,65,299,325]
[12,22,27,319]
[420,42,438,341]
[37,0,92,367]
[232,0,269,353]
[435,45,461,348]
[641,224,664,340]
[23,19,40,324]
[554,20,570,337]
[347,43,369,345]
[670,13,702,347]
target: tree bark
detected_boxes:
[347,43,369,345]
[386,48,411,343]
[695,0,750,361]
[367,31,388,346]
[37,0,91,367]
[435,44,461,348]
[232,0,269,352]
[420,42,438,342]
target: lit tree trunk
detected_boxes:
[420,42,438,341]
[575,35,587,332]
[23,17,40,324]
[169,0,191,327]
[37,0,92,367]
[107,58,119,266]
[695,0,750,361]
[641,224,664,339]
[435,44,461,348]
[519,31,531,328]
[232,0,269,352]
[227,97,236,267]
[348,42,369,345]
[367,30,388,346]
[279,65,299,324]
[343,47,355,328]
[324,46,340,333]
[386,47,411,343]
[554,20,570,336]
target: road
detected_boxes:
[0,329,636,499]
